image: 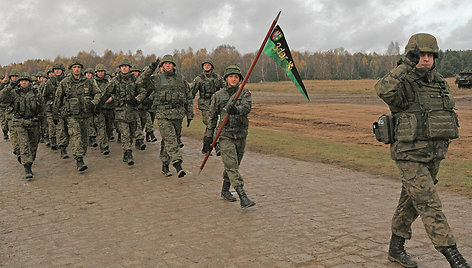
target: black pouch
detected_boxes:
[373,114,395,144]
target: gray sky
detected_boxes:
[1,0,471,66]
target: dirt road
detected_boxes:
[1,133,471,267]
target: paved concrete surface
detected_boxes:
[0,135,471,267]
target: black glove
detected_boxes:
[203,136,213,153]
[186,118,192,127]
[150,58,161,71]
[128,97,139,107]
[53,118,59,125]
[406,45,420,64]
[227,104,238,115]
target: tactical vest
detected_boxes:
[216,87,249,139]
[394,72,459,141]
[12,87,41,120]
[197,73,220,99]
[95,77,114,109]
[62,77,94,116]
[113,74,136,108]
[152,72,187,119]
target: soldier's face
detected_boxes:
[163,62,174,72]
[39,77,47,82]
[19,80,30,88]
[96,71,105,78]
[85,73,93,78]
[203,63,212,72]
[120,65,130,74]
[71,65,82,76]
[54,69,63,76]
[417,52,434,69]
[132,71,140,77]
[10,76,18,82]
[226,74,240,87]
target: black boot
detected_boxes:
[89,136,98,147]
[221,181,237,202]
[60,145,69,159]
[126,150,134,165]
[24,162,33,180]
[173,161,186,178]
[202,136,212,155]
[122,150,128,162]
[3,130,9,140]
[103,146,110,155]
[214,142,221,156]
[135,139,146,150]
[162,163,172,177]
[177,137,184,148]
[388,233,418,268]
[50,137,58,150]
[145,132,151,142]
[149,132,157,142]
[76,157,88,172]
[439,245,471,268]
[45,137,50,147]
[117,133,121,143]
[234,186,255,208]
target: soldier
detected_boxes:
[375,33,470,268]
[0,72,14,140]
[54,58,102,171]
[137,55,193,177]
[208,65,255,208]
[1,70,21,159]
[192,58,224,155]
[0,73,44,180]
[46,67,54,78]
[130,64,147,150]
[101,57,139,165]
[84,68,94,79]
[35,71,49,145]
[93,64,111,155]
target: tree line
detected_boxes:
[1,45,471,82]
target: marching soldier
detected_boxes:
[1,70,21,160]
[208,65,255,208]
[376,33,470,268]
[92,64,111,155]
[192,58,224,155]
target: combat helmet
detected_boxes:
[52,63,65,71]
[201,58,214,69]
[224,65,244,80]
[68,58,83,69]
[17,72,33,82]
[95,64,107,73]
[46,67,54,75]
[9,69,20,78]
[84,67,94,74]
[37,71,48,79]
[118,57,132,67]
[161,54,176,66]
[405,33,439,58]
[131,64,142,73]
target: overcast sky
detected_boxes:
[1,0,471,66]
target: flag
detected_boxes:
[263,25,310,101]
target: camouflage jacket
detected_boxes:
[209,85,251,139]
[0,85,44,125]
[42,74,65,113]
[101,72,138,122]
[192,71,224,111]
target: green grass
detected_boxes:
[184,119,472,196]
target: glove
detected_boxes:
[227,104,238,115]
[149,58,161,71]
[203,136,213,153]
[128,97,139,107]
[53,118,59,125]
[186,118,192,127]
[406,45,420,64]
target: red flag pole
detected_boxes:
[199,11,281,174]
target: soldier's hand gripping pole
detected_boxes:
[199,11,281,174]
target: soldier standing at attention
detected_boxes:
[192,59,224,155]
[208,65,255,208]
[0,73,44,180]
[101,58,140,165]
[375,33,470,268]
[54,58,102,171]
[137,55,193,177]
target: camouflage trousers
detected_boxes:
[219,136,246,188]
[56,118,69,147]
[157,118,183,165]
[6,113,19,153]
[66,117,89,158]
[201,108,215,138]
[392,160,457,248]
[89,113,108,151]
[116,120,137,151]
[10,121,40,165]
[135,109,153,141]
[0,107,9,135]
[101,109,115,139]
[45,112,56,139]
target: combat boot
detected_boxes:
[60,145,69,159]
[214,142,221,156]
[439,245,471,268]
[145,132,151,142]
[177,137,184,148]
[135,139,146,150]
[50,136,58,150]
[234,186,255,208]
[89,136,98,147]
[45,137,50,147]
[126,150,134,165]
[148,132,157,142]
[122,150,128,162]
[162,163,172,177]
[24,162,33,180]
[103,146,110,156]
[202,137,212,155]
[3,130,8,140]
[388,233,418,268]
[117,133,121,143]
[14,148,21,164]
[221,181,237,202]
[76,157,88,172]
[172,161,186,178]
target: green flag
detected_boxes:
[263,25,309,100]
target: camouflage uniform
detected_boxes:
[54,59,102,171]
[0,73,44,179]
[95,65,115,141]
[192,59,224,154]
[1,71,21,156]
[137,55,193,177]
[376,33,470,267]
[131,64,147,150]
[102,58,139,165]
[92,64,111,155]
[208,65,255,208]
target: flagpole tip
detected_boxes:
[275,11,281,21]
